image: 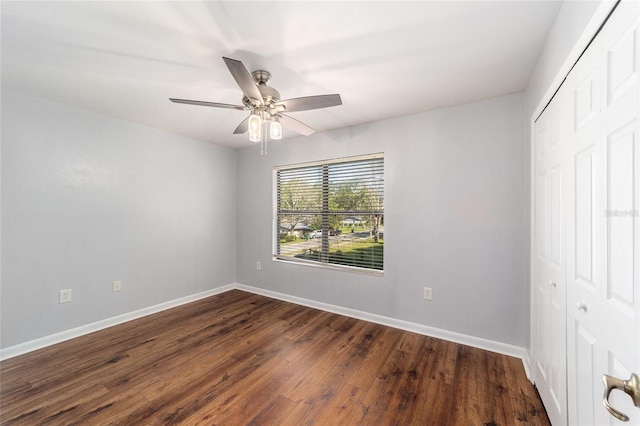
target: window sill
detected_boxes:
[273,256,384,277]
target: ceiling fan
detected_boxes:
[170,57,342,155]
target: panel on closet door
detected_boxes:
[607,24,638,105]
[575,323,597,426]
[537,122,548,166]
[551,166,563,266]
[575,71,599,130]
[549,296,564,410]
[551,110,563,154]
[536,284,549,382]
[575,148,595,286]
[606,123,636,306]
[536,173,548,260]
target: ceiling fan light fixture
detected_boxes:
[270,117,282,140]
[248,112,261,142]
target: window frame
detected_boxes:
[272,153,384,276]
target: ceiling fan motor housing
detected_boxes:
[242,70,281,108]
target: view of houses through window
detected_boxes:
[274,154,384,272]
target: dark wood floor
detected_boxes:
[0,290,549,425]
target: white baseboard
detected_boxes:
[234,283,529,366]
[1,282,530,375]
[0,285,235,360]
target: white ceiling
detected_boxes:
[2,1,562,149]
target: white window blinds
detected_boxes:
[274,154,384,273]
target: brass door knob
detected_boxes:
[603,373,640,422]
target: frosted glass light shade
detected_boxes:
[248,114,261,142]
[270,119,282,140]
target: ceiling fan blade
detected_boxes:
[233,116,249,134]
[279,114,315,136]
[275,94,342,112]
[222,57,263,106]
[169,98,245,111]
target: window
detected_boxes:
[274,153,384,274]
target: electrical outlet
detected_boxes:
[112,280,122,292]
[256,261,261,271]
[59,289,72,304]
[423,287,432,300]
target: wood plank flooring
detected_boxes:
[0,290,550,425]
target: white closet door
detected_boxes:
[565,1,640,424]
[565,16,607,425]
[597,1,640,423]
[533,78,569,426]
[534,2,640,424]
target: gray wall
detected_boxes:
[236,93,528,347]
[1,89,237,348]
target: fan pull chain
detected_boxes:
[260,120,268,156]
